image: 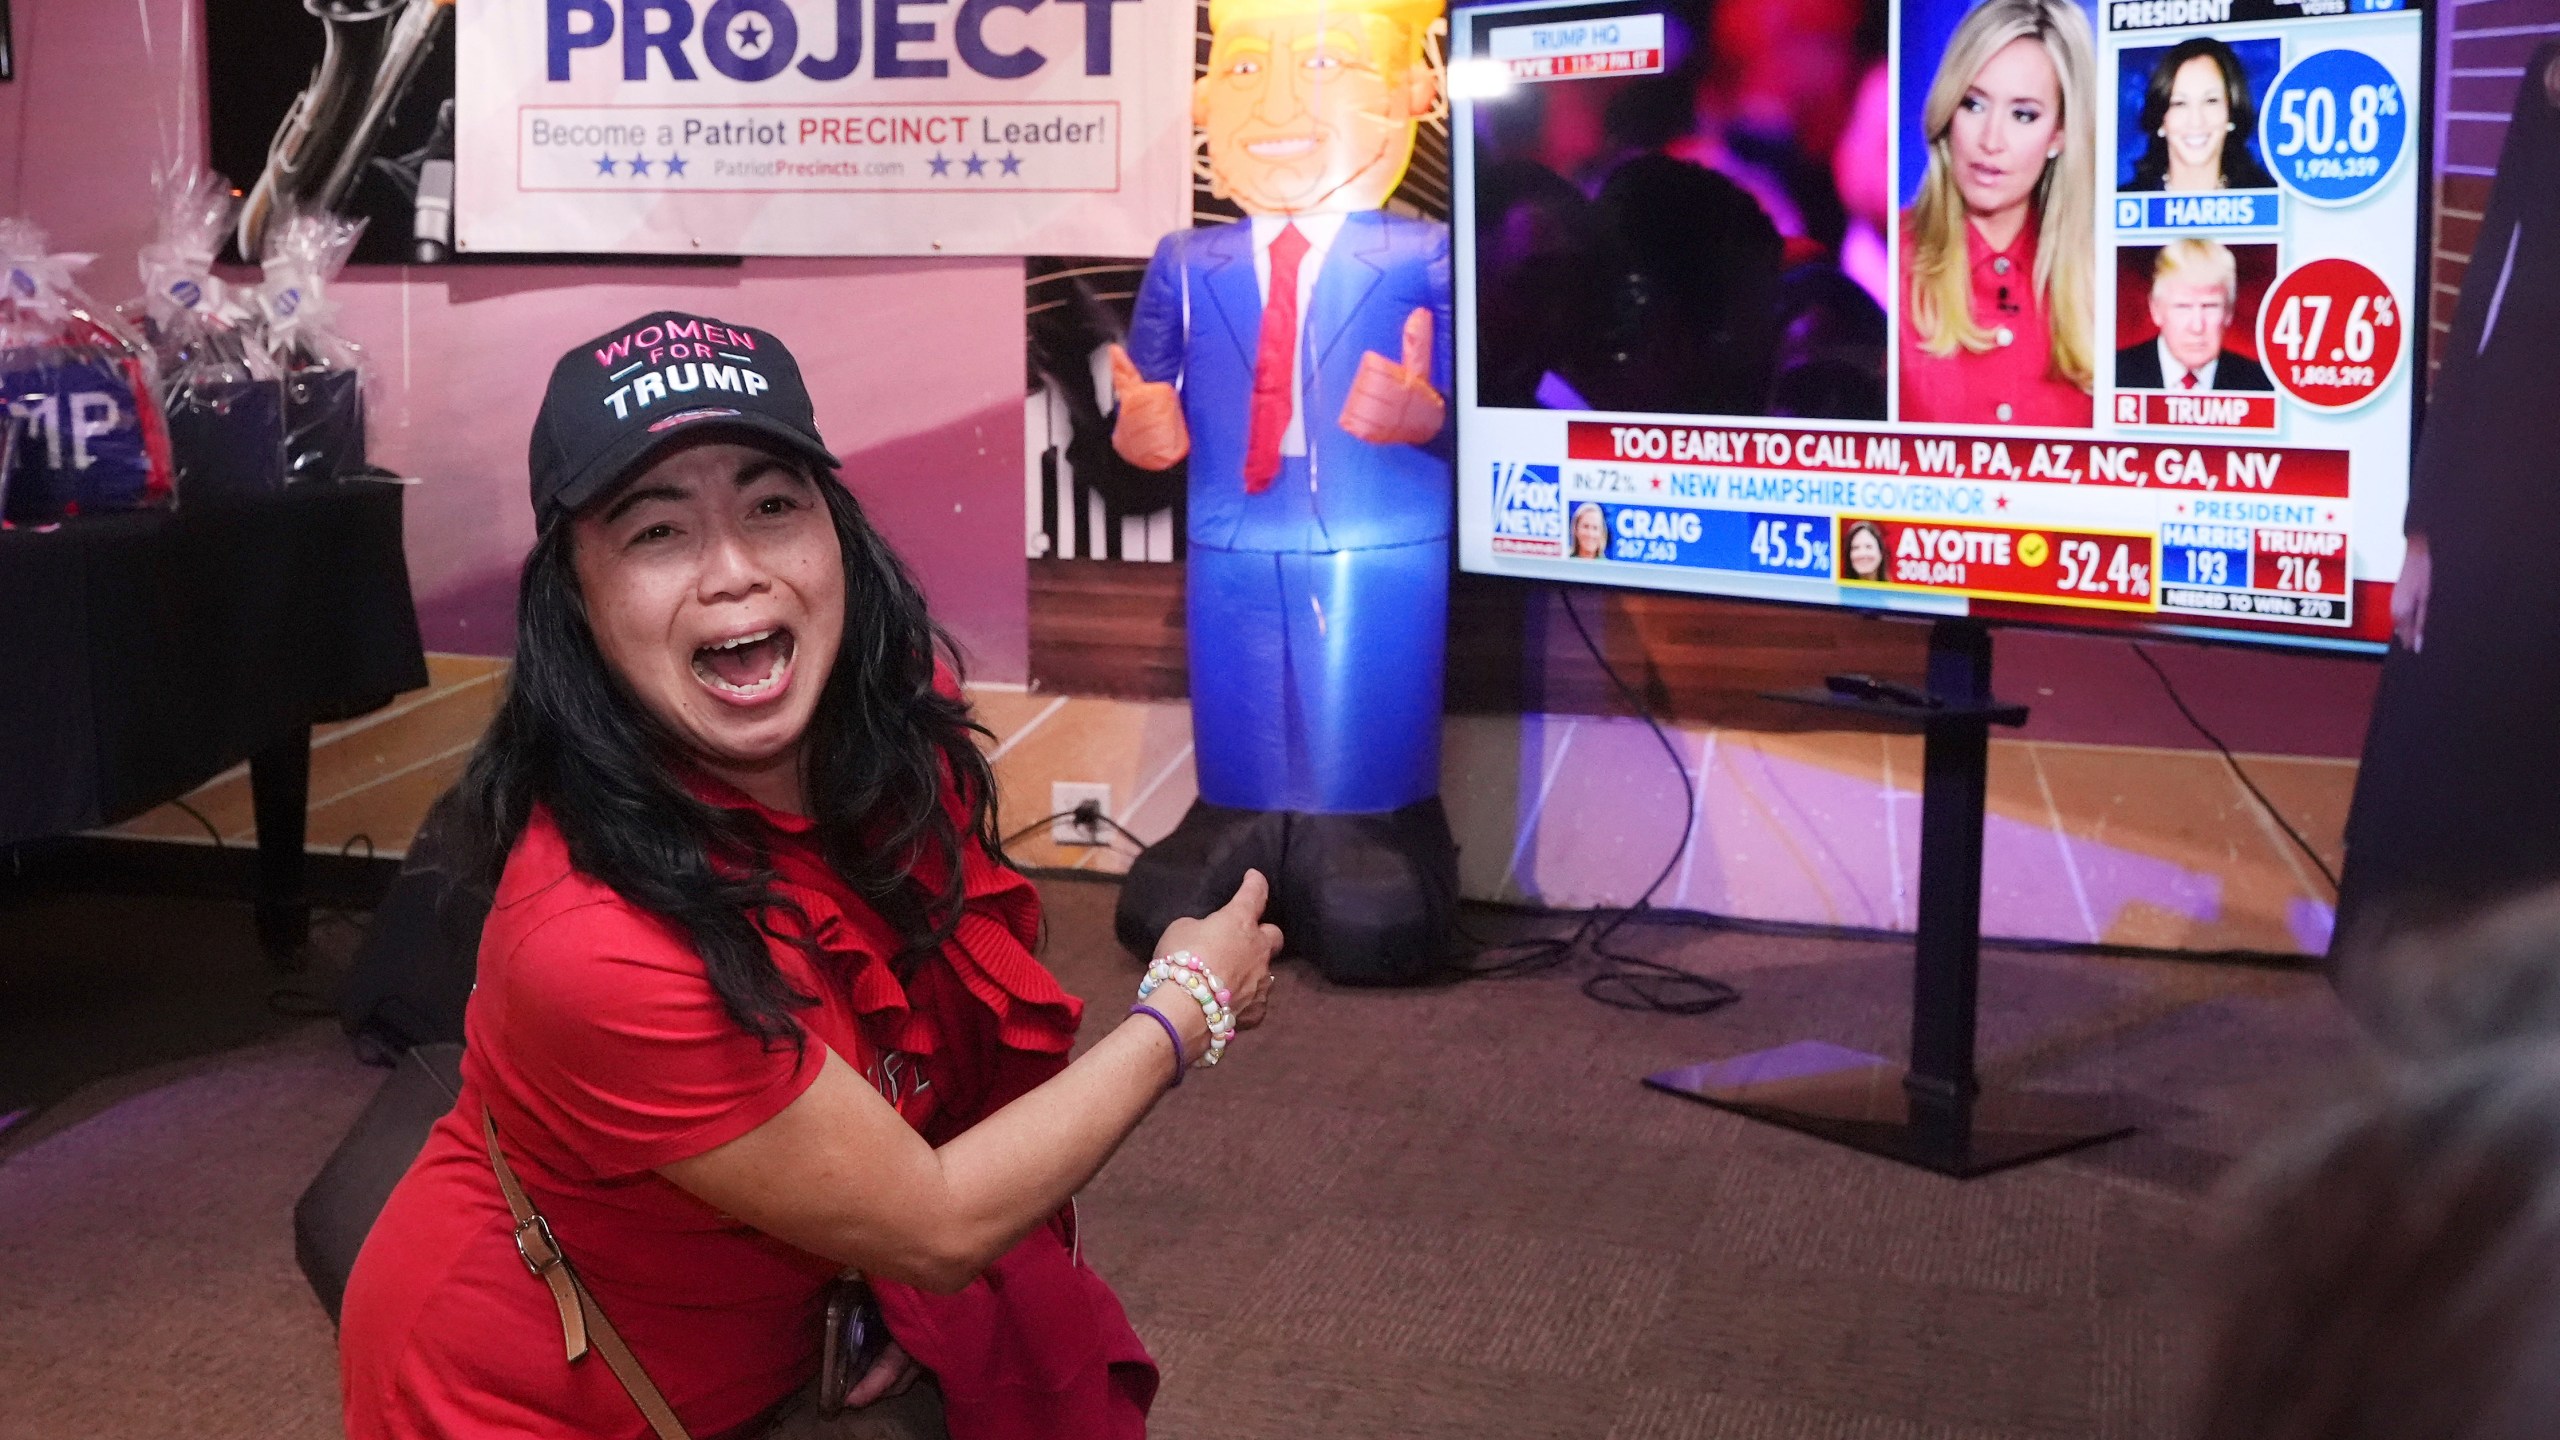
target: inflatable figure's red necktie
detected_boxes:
[1244,222,1310,493]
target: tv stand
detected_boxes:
[1644,617,2134,1178]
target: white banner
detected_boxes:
[455,0,1194,257]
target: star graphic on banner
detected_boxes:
[927,152,951,177]
[1649,476,1661,489]
[595,153,619,176]
[663,153,688,177]
[998,151,1023,176]
[732,16,768,52]
[963,152,987,177]
[2175,501,2188,515]
[627,154,653,177]
[1995,494,2009,510]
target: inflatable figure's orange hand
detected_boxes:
[1339,308,1444,447]
[1108,344,1190,471]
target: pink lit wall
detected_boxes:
[328,263,1026,673]
[0,0,1030,680]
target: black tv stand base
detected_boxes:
[1644,1040,2130,1178]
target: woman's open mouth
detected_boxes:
[691,626,797,706]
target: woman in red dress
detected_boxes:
[337,312,1280,1439]
[1897,0,2098,427]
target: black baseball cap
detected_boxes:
[528,310,839,529]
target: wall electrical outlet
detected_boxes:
[1050,782,1113,846]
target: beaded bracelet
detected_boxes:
[1139,958,1233,1066]
[1153,971,1232,1068]
[1137,949,1237,1067]
[1152,950,1230,1009]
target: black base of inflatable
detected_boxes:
[1113,797,1459,986]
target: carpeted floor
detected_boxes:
[0,876,2377,1439]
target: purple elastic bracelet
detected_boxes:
[1128,1003,1186,1088]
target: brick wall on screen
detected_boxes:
[2434,1,2560,375]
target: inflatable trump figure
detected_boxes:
[1108,0,1455,984]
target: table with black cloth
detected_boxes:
[0,479,431,955]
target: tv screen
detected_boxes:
[1452,0,2429,653]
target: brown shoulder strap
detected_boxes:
[483,1110,696,1440]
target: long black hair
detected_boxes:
[2129,38,2275,191]
[451,455,1002,1047]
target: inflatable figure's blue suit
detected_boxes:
[1125,213,1452,813]
[1108,0,1459,983]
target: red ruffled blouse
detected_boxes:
[339,772,1154,1439]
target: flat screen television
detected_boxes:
[1451,0,2431,653]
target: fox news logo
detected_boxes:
[1490,462,1564,555]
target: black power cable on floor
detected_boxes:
[173,800,225,848]
[267,984,338,1020]
[1000,804,1147,859]
[1090,812,1155,854]
[267,837,385,1021]
[1466,894,2314,969]
[2130,642,2341,895]
[1001,809,1081,850]
[1451,590,1742,1017]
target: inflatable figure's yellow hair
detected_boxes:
[1199,0,1446,208]
[1205,0,1442,74]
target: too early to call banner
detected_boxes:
[456,0,1194,257]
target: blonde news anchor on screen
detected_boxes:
[1897,0,2097,428]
